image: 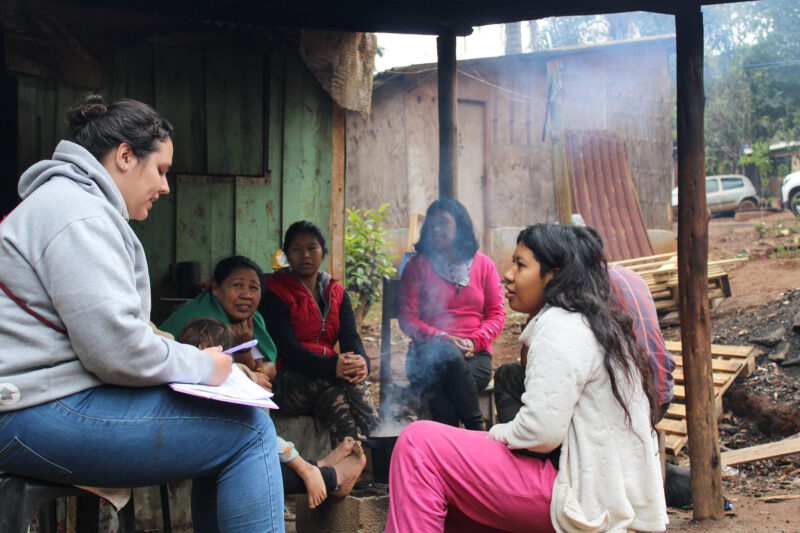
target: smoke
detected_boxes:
[374,382,425,437]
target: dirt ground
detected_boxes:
[359,210,800,532]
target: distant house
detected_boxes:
[346,35,675,265]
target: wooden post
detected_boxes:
[675,5,723,520]
[546,60,572,225]
[329,102,346,282]
[437,26,457,199]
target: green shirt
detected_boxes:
[159,291,277,362]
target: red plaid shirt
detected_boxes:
[608,264,676,407]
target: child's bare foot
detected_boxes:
[294,459,328,509]
[318,437,356,467]
[331,442,366,498]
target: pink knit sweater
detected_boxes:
[397,252,506,353]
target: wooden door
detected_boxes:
[457,100,487,249]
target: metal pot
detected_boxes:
[364,435,398,484]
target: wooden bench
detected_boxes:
[379,277,496,428]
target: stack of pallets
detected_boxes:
[610,252,739,314]
[656,340,756,457]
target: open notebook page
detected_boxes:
[171,364,278,409]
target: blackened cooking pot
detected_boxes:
[364,435,398,484]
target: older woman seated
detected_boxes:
[160,255,276,381]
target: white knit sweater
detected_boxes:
[489,306,667,533]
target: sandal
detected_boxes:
[284,504,296,521]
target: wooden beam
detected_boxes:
[721,439,800,467]
[754,494,800,502]
[329,102,346,282]
[675,5,723,520]
[437,26,457,199]
[546,60,572,225]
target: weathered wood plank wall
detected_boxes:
[16,40,336,323]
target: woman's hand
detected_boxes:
[254,371,272,391]
[446,336,475,358]
[253,360,276,390]
[257,361,277,381]
[206,347,233,385]
[230,316,255,345]
[235,363,272,391]
[336,352,368,384]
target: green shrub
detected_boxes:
[344,204,396,327]
[753,220,766,237]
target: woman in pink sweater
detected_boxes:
[398,198,505,430]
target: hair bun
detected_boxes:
[68,93,108,135]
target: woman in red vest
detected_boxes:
[260,221,378,445]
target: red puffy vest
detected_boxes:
[264,271,343,357]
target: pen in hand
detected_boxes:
[223,339,258,354]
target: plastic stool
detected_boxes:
[0,474,135,533]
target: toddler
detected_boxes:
[178,317,365,507]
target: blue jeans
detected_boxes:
[0,386,284,533]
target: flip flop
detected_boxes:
[284,504,296,521]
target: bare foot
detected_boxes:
[293,459,328,509]
[331,442,366,498]
[318,437,356,467]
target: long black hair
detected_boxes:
[517,223,658,429]
[415,198,479,261]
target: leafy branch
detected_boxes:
[344,204,397,327]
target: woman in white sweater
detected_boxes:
[385,224,667,533]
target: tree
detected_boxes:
[705,68,755,174]
[528,20,539,52]
[344,205,397,327]
[504,22,522,54]
[703,0,800,174]
[741,0,800,143]
[530,11,673,51]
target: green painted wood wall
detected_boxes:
[16,40,334,322]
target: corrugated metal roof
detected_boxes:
[566,130,653,261]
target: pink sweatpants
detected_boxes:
[385,421,558,533]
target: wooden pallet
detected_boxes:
[655,340,756,457]
[611,253,742,315]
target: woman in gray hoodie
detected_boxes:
[0,95,284,533]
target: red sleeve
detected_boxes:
[468,255,506,353]
[397,255,445,343]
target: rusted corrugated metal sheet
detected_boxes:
[566,130,653,261]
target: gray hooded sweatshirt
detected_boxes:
[0,141,214,412]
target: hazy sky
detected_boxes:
[375,24,513,72]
